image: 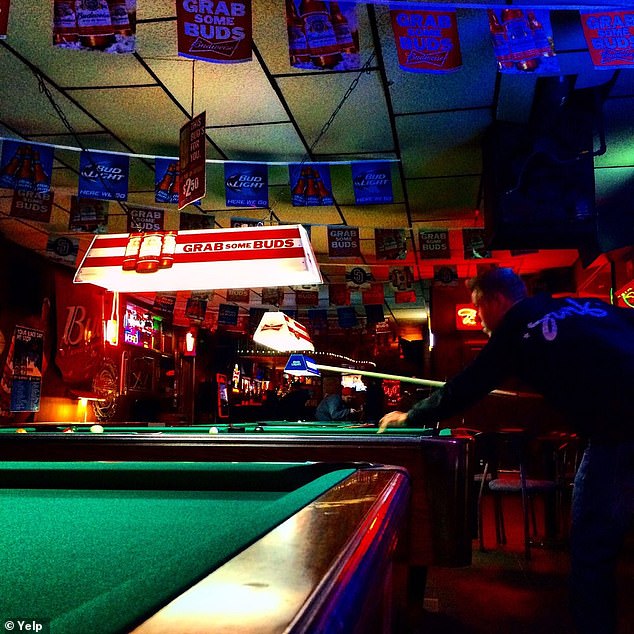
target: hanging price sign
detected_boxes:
[178,111,207,210]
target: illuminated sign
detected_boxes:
[74,225,321,293]
[123,303,161,350]
[619,286,634,309]
[455,304,481,331]
[253,312,314,352]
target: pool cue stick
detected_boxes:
[313,363,538,398]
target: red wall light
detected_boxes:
[184,328,197,356]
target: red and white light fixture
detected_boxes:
[253,312,314,352]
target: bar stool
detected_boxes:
[476,430,558,560]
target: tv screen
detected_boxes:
[123,303,160,349]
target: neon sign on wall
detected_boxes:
[455,304,481,331]
[619,287,634,309]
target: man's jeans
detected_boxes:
[570,440,634,634]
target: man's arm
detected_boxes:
[380,331,514,430]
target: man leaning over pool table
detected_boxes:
[379,267,634,634]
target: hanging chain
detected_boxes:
[35,70,129,215]
[304,51,377,162]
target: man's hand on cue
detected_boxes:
[378,411,408,433]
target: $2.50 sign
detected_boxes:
[179,111,206,210]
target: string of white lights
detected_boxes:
[236,348,377,368]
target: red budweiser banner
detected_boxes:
[581,11,634,69]
[126,205,164,232]
[176,0,252,63]
[390,7,461,73]
[10,190,53,223]
[226,288,250,303]
[329,284,350,306]
[74,225,322,293]
[54,271,104,385]
[328,225,360,257]
[179,111,206,210]
[362,283,385,305]
[419,228,450,259]
[0,0,11,38]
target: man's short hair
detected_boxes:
[466,267,527,302]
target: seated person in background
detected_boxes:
[315,382,362,422]
[278,380,311,421]
[362,377,385,424]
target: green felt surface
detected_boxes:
[0,461,354,634]
[52,423,437,436]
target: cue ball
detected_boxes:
[209,426,219,434]
[254,425,264,432]
[90,424,104,433]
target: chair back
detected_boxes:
[475,430,532,479]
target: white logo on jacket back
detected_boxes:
[526,299,608,341]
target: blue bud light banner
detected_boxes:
[285,0,360,71]
[581,10,634,69]
[224,162,268,208]
[487,8,559,74]
[337,306,358,328]
[289,163,333,206]
[218,303,239,326]
[390,7,461,73]
[0,140,54,193]
[78,150,129,201]
[155,158,179,204]
[351,161,393,204]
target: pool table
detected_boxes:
[1,422,473,599]
[0,460,409,634]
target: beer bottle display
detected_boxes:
[159,231,177,269]
[299,0,342,69]
[304,169,321,205]
[329,2,355,53]
[487,10,513,71]
[286,0,310,66]
[53,0,78,45]
[107,0,132,37]
[156,162,178,203]
[32,151,50,193]
[0,146,25,189]
[122,233,142,271]
[15,146,34,192]
[291,167,310,205]
[315,169,333,203]
[76,0,116,50]
[135,232,163,273]
[500,8,540,71]
[527,10,553,57]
